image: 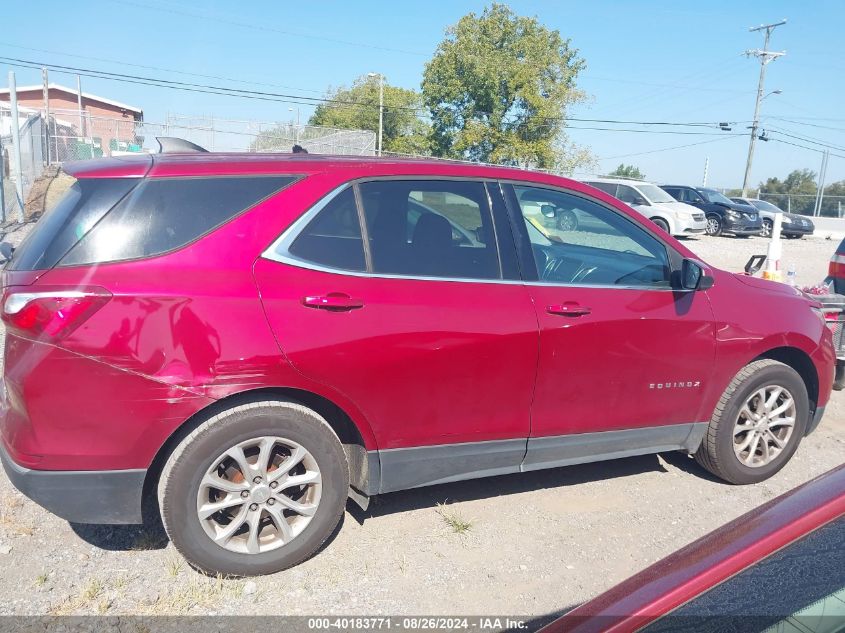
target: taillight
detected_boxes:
[829,254,845,279]
[1,287,111,340]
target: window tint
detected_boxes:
[8,178,138,271]
[615,185,641,204]
[661,186,682,201]
[359,180,500,280]
[514,185,671,288]
[585,181,618,196]
[642,517,845,633]
[60,176,294,266]
[288,187,365,271]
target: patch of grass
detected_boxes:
[49,579,104,615]
[0,494,35,536]
[165,556,183,577]
[144,575,245,615]
[33,572,49,588]
[436,502,473,535]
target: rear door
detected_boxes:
[503,183,717,470]
[254,178,538,493]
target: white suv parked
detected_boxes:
[584,177,707,238]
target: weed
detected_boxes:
[436,502,473,535]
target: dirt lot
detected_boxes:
[0,228,843,620]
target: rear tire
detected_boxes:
[158,400,349,576]
[695,360,808,484]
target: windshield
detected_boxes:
[751,199,784,213]
[637,183,676,203]
[701,189,735,205]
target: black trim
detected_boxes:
[806,404,826,435]
[0,444,146,525]
[485,181,522,281]
[371,423,708,495]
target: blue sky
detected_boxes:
[2,0,843,188]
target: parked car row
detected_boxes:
[575,177,815,239]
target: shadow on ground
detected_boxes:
[66,451,716,553]
[348,452,692,524]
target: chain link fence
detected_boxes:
[1,104,46,222]
[756,192,845,218]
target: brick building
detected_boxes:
[0,83,143,158]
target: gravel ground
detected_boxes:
[0,226,843,620]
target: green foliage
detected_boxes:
[608,164,645,179]
[308,75,431,155]
[758,169,818,214]
[421,3,591,171]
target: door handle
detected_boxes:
[302,293,364,311]
[546,302,591,317]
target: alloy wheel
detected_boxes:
[761,220,772,237]
[732,385,796,468]
[196,436,322,554]
[706,217,721,235]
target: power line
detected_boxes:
[1,55,747,135]
[766,127,845,153]
[768,137,845,160]
[598,135,742,161]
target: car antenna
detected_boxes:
[156,137,209,153]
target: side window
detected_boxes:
[287,187,366,271]
[61,176,296,266]
[615,185,640,204]
[586,182,618,196]
[683,189,702,203]
[661,187,681,201]
[358,180,500,280]
[513,185,671,288]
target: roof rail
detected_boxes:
[156,137,209,153]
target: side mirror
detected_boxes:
[632,197,649,206]
[0,242,14,264]
[540,204,557,219]
[681,259,714,291]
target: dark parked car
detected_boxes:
[543,463,845,633]
[731,197,815,239]
[660,185,763,237]
[0,146,834,576]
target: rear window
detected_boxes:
[58,175,295,267]
[7,178,138,271]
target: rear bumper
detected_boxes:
[0,441,145,524]
[783,226,814,236]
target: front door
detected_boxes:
[255,179,538,492]
[504,183,717,471]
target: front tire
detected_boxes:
[695,360,808,484]
[705,215,723,236]
[158,400,349,576]
[761,219,773,237]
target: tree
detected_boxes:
[609,164,645,179]
[249,75,430,155]
[421,3,590,171]
[758,169,817,214]
[309,75,431,155]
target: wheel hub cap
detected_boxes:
[196,436,322,555]
[732,385,796,468]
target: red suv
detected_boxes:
[0,148,834,576]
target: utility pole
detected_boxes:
[702,157,709,186]
[741,19,786,197]
[814,149,830,217]
[76,74,85,137]
[42,67,51,165]
[368,72,383,156]
[9,71,25,223]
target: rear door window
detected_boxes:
[60,176,295,266]
[358,180,501,280]
[7,178,138,271]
